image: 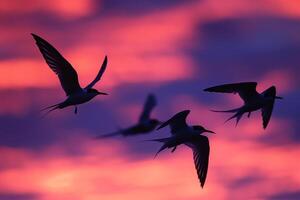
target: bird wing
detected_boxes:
[157,110,190,134]
[31,33,82,96]
[85,56,107,90]
[204,82,258,103]
[261,86,276,129]
[186,135,210,188]
[139,94,157,123]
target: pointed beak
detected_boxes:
[275,96,283,100]
[204,129,216,134]
[97,91,108,95]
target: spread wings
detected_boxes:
[204,82,258,103]
[31,33,82,96]
[139,94,157,123]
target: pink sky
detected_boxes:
[0,0,299,199]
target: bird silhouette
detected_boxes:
[204,82,283,129]
[96,94,161,138]
[31,33,108,115]
[149,110,214,188]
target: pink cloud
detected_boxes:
[258,69,297,93]
[0,4,197,90]
[0,0,95,19]
[2,0,300,91]
[0,133,299,200]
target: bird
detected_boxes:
[96,94,161,138]
[204,82,283,129]
[148,110,215,188]
[31,33,108,115]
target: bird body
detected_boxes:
[204,82,282,128]
[31,33,108,115]
[150,110,214,188]
[99,120,160,138]
[65,89,104,105]
[96,94,160,138]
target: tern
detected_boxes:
[31,33,108,115]
[204,82,283,129]
[96,94,161,138]
[149,110,214,188]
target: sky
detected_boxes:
[0,0,300,199]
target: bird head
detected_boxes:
[192,125,215,134]
[87,88,108,96]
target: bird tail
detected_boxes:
[40,103,62,118]
[94,131,121,139]
[211,107,245,126]
[225,111,244,126]
[146,137,176,158]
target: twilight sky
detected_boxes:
[0,0,300,199]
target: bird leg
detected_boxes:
[171,146,177,153]
[248,112,251,118]
[74,106,78,114]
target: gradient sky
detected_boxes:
[0,0,300,199]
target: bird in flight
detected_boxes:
[149,110,214,188]
[96,94,161,138]
[31,33,108,115]
[204,82,283,129]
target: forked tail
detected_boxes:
[94,131,121,139]
[211,107,244,126]
[40,103,61,118]
[146,137,175,158]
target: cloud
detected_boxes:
[0,134,300,200]
[0,0,95,19]
[0,4,197,90]
[0,0,300,199]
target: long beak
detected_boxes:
[275,96,283,100]
[97,92,108,95]
[204,129,216,134]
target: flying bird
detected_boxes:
[31,33,108,115]
[204,82,283,129]
[96,94,161,138]
[149,110,214,188]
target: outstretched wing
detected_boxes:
[261,86,276,129]
[139,94,157,123]
[204,82,258,103]
[157,110,190,134]
[186,135,210,188]
[31,33,81,96]
[85,56,107,89]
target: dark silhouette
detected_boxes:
[31,33,108,115]
[96,94,161,138]
[149,110,214,188]
[204,82,283,129]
